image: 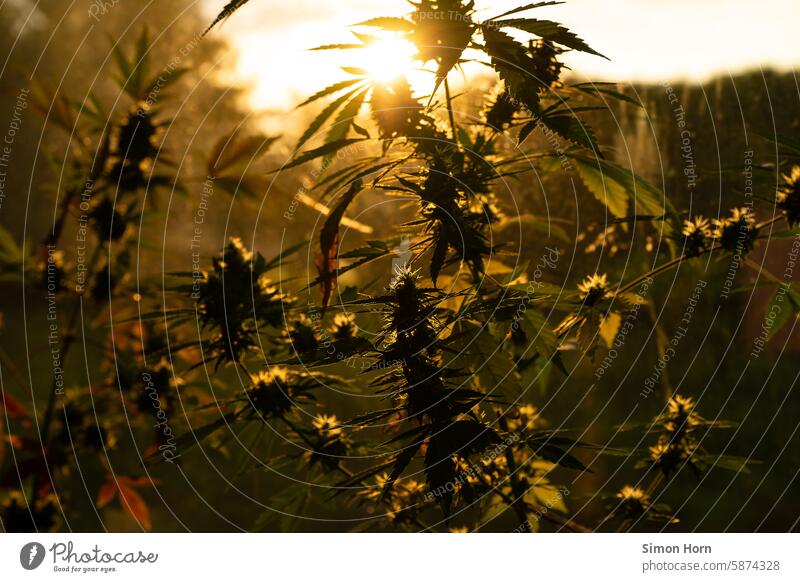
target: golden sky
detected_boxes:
[204,0,800,109]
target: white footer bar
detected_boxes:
[1,533,797,581]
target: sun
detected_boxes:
[356,34,419,83]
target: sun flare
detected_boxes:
[356,35,419,83]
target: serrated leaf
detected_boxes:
[756,131,800,157]
[570,154,673,224]
[599,311,621,348]
[317,180,363,310]
[352,17,415,31]
[482,27,541,113]
[383,440,424,495]
[493,18,607,58]
[518,120,537,144]
[296,87,362,152]
[297,78,365,108]
[309,43,364,51]
[151,411,240,462]
[204,0,251,35]
[277,139,368,171]
[538,112,599,152]
[341,67,369,76]
[324,87,369,154]
[572,82,642,107]
[486,2,564,21]
[765,287,797,340]
[208,131,278,176]
[531,443,588,471]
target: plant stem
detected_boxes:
[280,416,354,480]
[32,241,105,506]
[617,214,786,296]
[443,76,458,143]
[618,254,690,295]
[743,257,785,287]
[498,417,532,531]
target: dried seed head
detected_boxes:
[306,414,352,469]
[91,198,128,241]
[312,413,342,436]
[578,273,612,306]
[777,166,800,226]
[664,394,701,434]
[615,485,650,518]
[108,104,163,190]
[680,216,712,257]
[248,367,296,418]
[329,312,357,340]
[286,314,320,353]
[648,435,698,477]
[713,207,757,255]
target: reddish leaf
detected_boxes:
[0,392,30,418]
[116,482,152,530]
[316,180,362,311]
[96,482,117,508]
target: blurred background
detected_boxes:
[0,0,798,532]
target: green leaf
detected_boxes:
[131,27,151,95]
[204,0,251,36]
[352,17,414,31]
[324,87,369,151]
[493,18,607,58]
[522,305,560,357]
[768,228,800,239]
[538,112,600,152]
[486,2,564,21]
[765,287,798,340]
[572,157,628,217]
[700,454,758,474]
[150,411,241,463]
[0,224,23,262]
[263,240,309,270]
[296,87,362,152]
[143,67,188,100]
[341,66,369,76]
[383,440,424,495]
[309,43,364,51]
[430,19,475,96]
[756,130,800,157]
[308,239,396,287]
[569,154,674,228]
[482,27,541,113]
[208,131,278,176]
[572,82,642,107]
[297,78,365,108]
[531,443,588,471]
[498,213,569,242]
[518,120,537,144]
[276,138,368,171]
[351,122,370,139]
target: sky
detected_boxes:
[202,0,800,109]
